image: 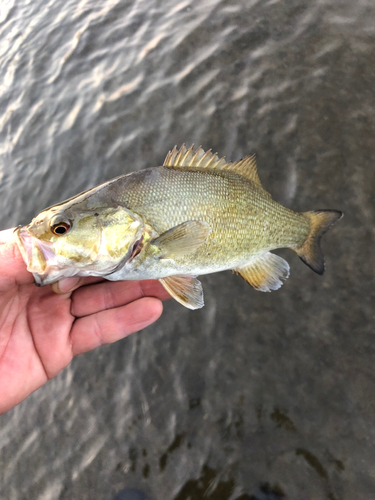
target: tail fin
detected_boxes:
[296,210,343,275]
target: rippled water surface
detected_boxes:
[1,0,375,499]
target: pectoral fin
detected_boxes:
[152,221,210,259]
[159,275,204,309]
[233,253,290,292]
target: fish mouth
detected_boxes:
[14,226,65,286]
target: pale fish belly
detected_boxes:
[105,251,253,281]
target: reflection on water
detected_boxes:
[1,0,375,499]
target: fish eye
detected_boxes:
[51,220,71,236]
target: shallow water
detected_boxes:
[0,0,374,499]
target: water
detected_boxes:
[0,0,374,498]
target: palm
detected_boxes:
[0,229,169,414]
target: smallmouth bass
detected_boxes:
[14,145,342,309]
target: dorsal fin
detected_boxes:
[225,154,262,187]
[163,145,270,196]
[163,144,227,170]
[163,144,226,168]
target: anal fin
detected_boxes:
[233,252,290,292]
[159,275,204,309]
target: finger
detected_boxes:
[70,297,163,356]
[71,279,170,317]
[51,276,104,295]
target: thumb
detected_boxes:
[51,277,83,294]
[51,276,105,295]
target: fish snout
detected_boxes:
[14,226,54,276]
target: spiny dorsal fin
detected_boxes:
[163,145,270,196]
[233,252,290,292]
[159,275,204,309]
[163,144,227,170]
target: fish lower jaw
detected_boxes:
[31,267,80,286]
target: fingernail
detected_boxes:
[53,277,81,294]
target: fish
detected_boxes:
[14,145,342,309]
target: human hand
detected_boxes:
[0,228,170,414]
